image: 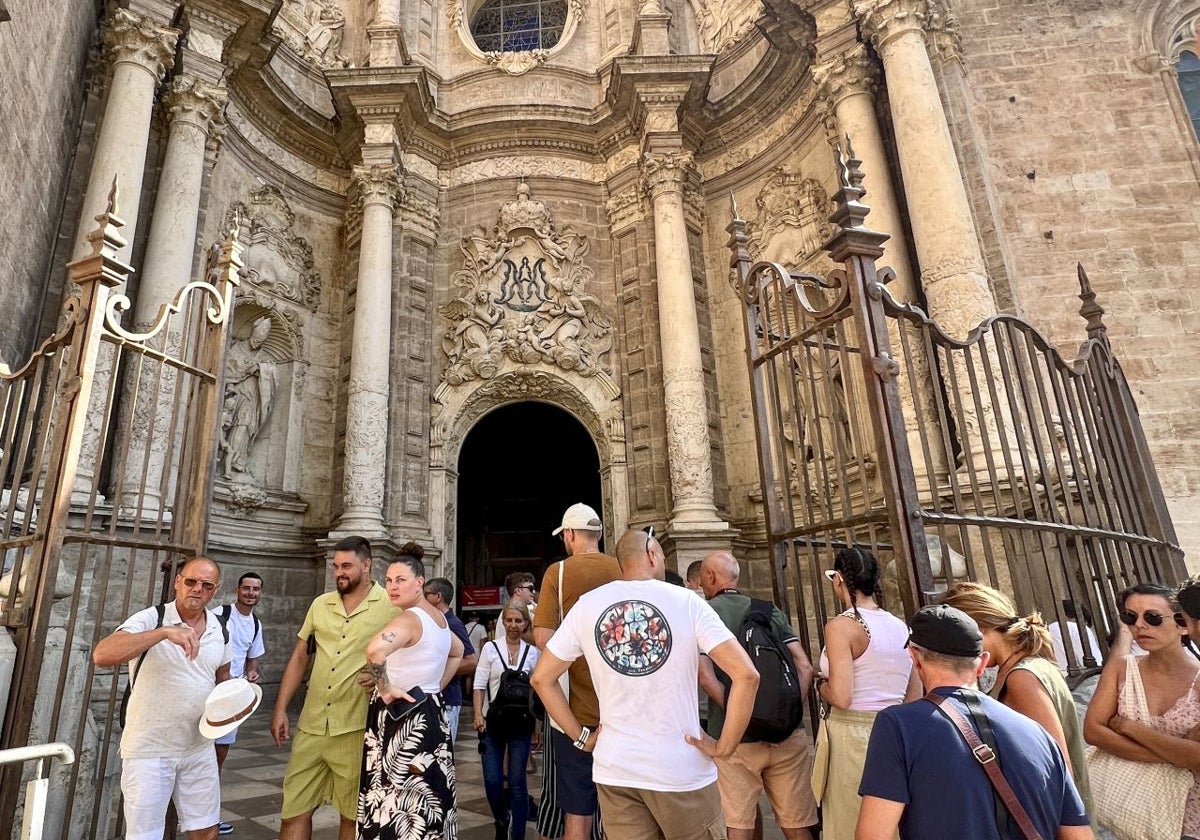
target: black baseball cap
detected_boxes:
[906,604,984,657]
[1178,578,1200,620]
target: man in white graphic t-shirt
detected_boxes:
[532,528,760,840]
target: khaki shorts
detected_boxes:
[714,728,818,830]
[281,728,365,821]
[597,781,724,840]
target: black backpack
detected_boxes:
[718,598,803,743]
[118,605,230,728]
[485,641,536,741]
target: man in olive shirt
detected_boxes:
[534,503,622,840]
[271,536,399,840]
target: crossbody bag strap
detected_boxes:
[924,691,1044,840]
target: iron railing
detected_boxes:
[728,144,1185,696]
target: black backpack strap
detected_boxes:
[487,640,505,703]
[747,598,773,626]
[130,604,167,689]
[516,643,530,670]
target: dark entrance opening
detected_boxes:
[456,401,601,616]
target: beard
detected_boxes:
[336,573,361,594]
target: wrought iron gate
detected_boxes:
[0,187,241,839]
[729,146,1186,682]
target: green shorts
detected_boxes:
[281,728,365,821]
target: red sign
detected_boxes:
[460,585,503,608]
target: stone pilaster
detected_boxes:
[72,7,178,263]
[640,149,728,543]
[339,164,403,536]
[853,0,995,335]
[369,0,409,66]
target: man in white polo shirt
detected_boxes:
[531,528,760,840]
[93,556,232,840]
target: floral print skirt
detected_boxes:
[358,693,458,840]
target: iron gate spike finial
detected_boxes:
[729,191,741,222]
[1076,262,1108,342]
[106,177,120,217]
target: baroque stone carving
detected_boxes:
[220,316,279,482]
[448,0,590,74]
[688,0,761,53]
[163,76,227,131]
[275,0,350,68]
[640,151,696,199]
[606,187,646,234]
[812,46,878,104]
[854,0,957,52]
[222,185,322,310]
[439,183,613,385]
[105,7,178,80]
[746,166,835,268]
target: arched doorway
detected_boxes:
[455,401,601,614]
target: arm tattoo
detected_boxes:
[381,631,396,643]
[367,661,390,692]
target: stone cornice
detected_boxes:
[104,7,179,82]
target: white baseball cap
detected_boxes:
[551,502,603,536]
[198,678,263,740]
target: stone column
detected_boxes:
[369,0,408,66]
[813,44,916,301]
[133,77,227,327]
[73,8,178,263]
[640,151,727,534]
[339,164,402,535]
[854,0,995,335]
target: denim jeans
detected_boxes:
[479,730,532,837]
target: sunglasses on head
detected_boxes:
[642,525,655,555]
[1119,609,1186,628]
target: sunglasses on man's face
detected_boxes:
[1119,609,1186,628]
[181,577,217,592]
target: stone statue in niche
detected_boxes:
[303,0,348,68]
[439,182,612,386]
[221,316,279,481]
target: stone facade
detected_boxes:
[2,0,1199,692]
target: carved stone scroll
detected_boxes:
[222,185,323,311]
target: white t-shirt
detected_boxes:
[473,638,540,715]
[546,578,734,792]
[221,605,265,679]
[118,601,231,758]
[1048,621,1104,672]
[466,619,489,656]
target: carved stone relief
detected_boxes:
[687,0,761,54]
[439,183,614,387]
[222,185,322,311]
[746,166,836,272]
[276,0,350,68]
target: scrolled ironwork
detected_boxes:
[103,277,234,342]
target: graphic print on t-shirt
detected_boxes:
[594,600,672,676]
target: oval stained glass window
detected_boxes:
[470,0,568,52]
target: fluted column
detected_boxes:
[854,0,995,335]
[134,77,227,326]
[813,45,916,301]
[641,151,726,531]
[340,164,403,534]
[73,8,178,263]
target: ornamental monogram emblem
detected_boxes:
[439,182,612,385]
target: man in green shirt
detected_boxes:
[271,536,399,840]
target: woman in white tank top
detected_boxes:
[814,549,920,840]
[361,542,465,840]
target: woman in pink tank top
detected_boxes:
[814,549,920,840]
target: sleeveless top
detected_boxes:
[819,606,913,712]
[1122,655,1200,837]
[992,655,1093,812]
[385,607,452,693]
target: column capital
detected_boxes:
[640,150,696,200]
[351,164,404,212]
[853,0,931,49]
[813,44,879,105]
[104,7,179,82]
[397,190,440,245]
[163,76,227,133]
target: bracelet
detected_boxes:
[814,676,829,693]
[573,726,592,750]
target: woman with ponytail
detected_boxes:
[941,581,1093,812]
[813,548,919,840]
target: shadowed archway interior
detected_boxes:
[455,401,601,613]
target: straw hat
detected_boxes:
[198,678,263,740]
